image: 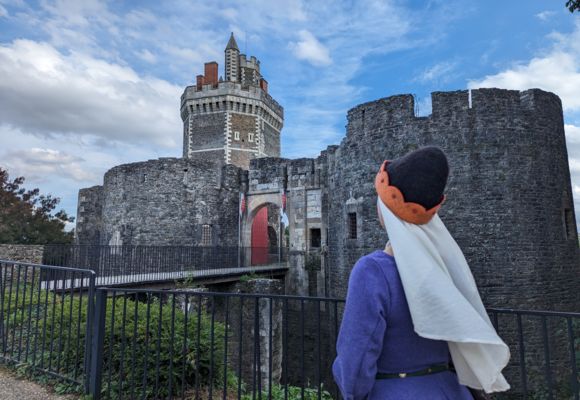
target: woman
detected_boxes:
[332,146,510,400]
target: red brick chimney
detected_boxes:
[196,75,205,90]
[260,78,268,94]
[204,62,218,86]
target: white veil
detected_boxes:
[377,197,510,393]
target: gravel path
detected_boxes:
[0,365,80,400]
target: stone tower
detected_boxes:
[181,33,284,169]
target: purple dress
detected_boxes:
[332,250,473,400]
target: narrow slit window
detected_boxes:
[348,213,357,239]
[234,131,240,140]
[564,208,574,239]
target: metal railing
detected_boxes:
[0,259,578,399]
[88,288,344,400]
[42,245,290,287]
[488,308,580,400]
[0,260,96,390]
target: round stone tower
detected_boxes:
[325,88,580,312]
[180,33,284,170]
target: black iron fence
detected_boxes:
[488,308,580,400]
[88,288,344,400]
[0,260,578,399]
[0,260,96,390]
[42,245,289,286]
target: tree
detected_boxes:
[0,168,74,244]
[566,0,580,12]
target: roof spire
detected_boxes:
[226,32,239,51]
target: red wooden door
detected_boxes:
[251,207,269,265]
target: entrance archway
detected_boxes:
[242,193,284,266]
[250,203,280,265]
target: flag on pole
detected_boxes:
[239,192,246,218]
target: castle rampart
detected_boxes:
[325,88,579,312]
[75,35,578,314]
[97,157,243,247]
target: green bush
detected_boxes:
[241,383,333,400]
[40,293,234,399]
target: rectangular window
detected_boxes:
[310,228,321,248]
[202,224,212,246]
[234,131,240,140]
[348,213,357,239]
[248,132,254,142]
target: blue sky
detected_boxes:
[1,0,580,227]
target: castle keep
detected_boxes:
[76,35,580,312]
[181,33,283,169]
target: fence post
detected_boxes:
[88,289,107,399]
[0,263,5,354]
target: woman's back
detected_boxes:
[332,250,473,400]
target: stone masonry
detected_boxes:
[180,33,283,170]
[241,89,579,312]
[75,34,579,312]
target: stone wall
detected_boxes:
[75,185,103,244]
[325,88,580,311]
[0,244,44,264]
[94,158,243,247]
[229,112,260,169]
[262,122,280,158]
[185,111,227,163]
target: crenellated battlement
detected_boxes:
[345,88,563,141]
[181,81,283,121]
[239,54,260,70]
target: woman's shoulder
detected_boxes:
[351,250,396,280]
[357,249,396,268]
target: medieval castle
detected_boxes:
[75,34,580,312]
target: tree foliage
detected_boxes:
[0,167,74,244]
[566,0,580,12]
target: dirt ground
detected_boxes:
[0,365,80,400]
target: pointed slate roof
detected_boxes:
[226,32,239,51]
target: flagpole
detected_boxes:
[238,192,242,268]
[279,190,283,264]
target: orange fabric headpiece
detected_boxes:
[375,160,445,225]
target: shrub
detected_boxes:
[241,383,333,400]
[40,293,233,399]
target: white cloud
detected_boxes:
[1,147,95,182]
[565,123,580,143]
[415,62,457,84]
[0,123,174,218]
[135,49,157,63]
[0,39,182,147]
[468,22,580,112]
[564,123,580,223]
[535,11,556,21]
[0,4,8,17]
[289,30,332,67]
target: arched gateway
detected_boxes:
[241,191,284,266]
